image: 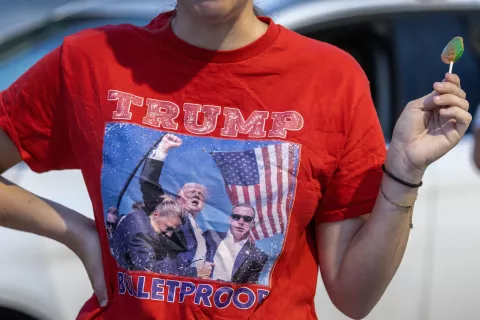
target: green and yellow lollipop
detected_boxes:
[441,36,464,73]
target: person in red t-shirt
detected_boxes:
[0,1,472,319]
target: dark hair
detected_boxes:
[132,202,146,211]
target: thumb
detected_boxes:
[418,90,440,111]
[83,256,109,307]
[420,78,452,111]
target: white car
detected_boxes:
[1,0,480,319]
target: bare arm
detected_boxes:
[0,128,108,306]
[317,174,414,319]
[0,128,87,251]
[0,127,21,173]
[317,73,470,319]
[473,129,480,169]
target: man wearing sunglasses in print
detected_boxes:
[203,203,268,284]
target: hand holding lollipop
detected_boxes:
[385,36,470,185]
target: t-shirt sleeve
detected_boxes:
[0,45,78,173]
[315,90,386,224]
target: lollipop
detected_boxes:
[441,36,464,73]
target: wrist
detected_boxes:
[66,215,97,257]
[150,149,168,161]
[386,144,425,185]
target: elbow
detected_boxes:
[474,132,480,170]
[474,154,480,171]
[333,303,373,320]
[344,310,372,320]
[327,287,377,320]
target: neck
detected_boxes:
[150,220,160,233]
[171,8,268,51]
[234,237,247,243]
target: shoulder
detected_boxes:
[278,26,362,69]
[49,23,143,78]
[60,22,141,55]
[61,11,173,55]
[275,25,370,96]
[119,210,149,226]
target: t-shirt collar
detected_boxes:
[147,10,280,63]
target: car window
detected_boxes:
[0,17,150,91]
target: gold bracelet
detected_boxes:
[380,187,416,229]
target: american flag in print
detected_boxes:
[211,143,300,240]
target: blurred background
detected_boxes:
[1,0,480,319]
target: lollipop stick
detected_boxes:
[449,61,453,74]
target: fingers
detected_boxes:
[93,278,109,307]
[433,81,466,99]
[85,251,108,307]
[444,72,461,88]
[421,73,468,111]
[433,93,470,111]
[165,133,176,141]
[165,133,182,145]
[88,245,108,307]
[439,106,473,135]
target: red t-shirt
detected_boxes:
[0,11,386,320]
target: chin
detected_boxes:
[189,206,202,213]
[187,0,243,22]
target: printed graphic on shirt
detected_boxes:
[101,123,301,287]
